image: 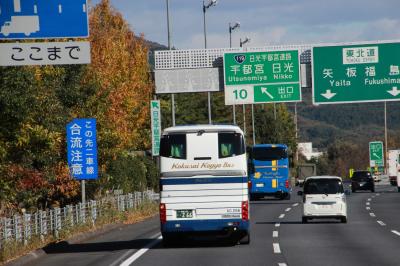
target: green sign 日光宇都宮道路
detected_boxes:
[223,50,301,105]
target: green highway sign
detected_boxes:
[369,141,384,167]
[223,50,302,105]
[313,41,400,104]
[150,100,161,156]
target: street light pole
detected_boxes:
[240,37,251,141]
[166,0,175,126]
[229,22,240,125]
[203,0,217,124]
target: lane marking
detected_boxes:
[377,221,386,226]
[273,231,279,238]
[293,203,299,207]
[367,198,371,201]
[366,202,370,205]
[275,223,281,227]
[278,263,288,266]
[279,214,285,219]
[376,193,380,196]
[120,235,162,266]
[369,213,376,217]
[391,230,400,237]
[285,208,291,212]
[273,243,281,253]
[366,207,371,210]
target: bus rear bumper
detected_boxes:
[161,219,249,235]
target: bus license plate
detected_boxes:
[256,183,264,188]
[176,210,193,219]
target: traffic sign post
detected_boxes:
[369,141,384,168]
[0,0,89,39]
[223,50,302,105]
[313,41,400,104]
[151,100,162,156]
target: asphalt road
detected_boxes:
[22,183,400,266]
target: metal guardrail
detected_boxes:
[0,190,160,249]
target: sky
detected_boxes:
[91,0,400,49]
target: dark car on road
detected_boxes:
[351,170,375,192]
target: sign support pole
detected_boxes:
[251,104,255,145]
[384,101,388,174]
[295,103,299,162]
[172,94,176,126]
[243,105,246,136]
[81,180,86,204]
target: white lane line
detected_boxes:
[367,198,371,201]
[366,202,370,205]
[120,235,162,266]
[376,193,380,196]
[391,230,400,237]
[293,203,299,207]
[366,207,371,210]
[377,221,386,226]
[285,208,291,212]
[279,214,285,219]
[275,223,281,227]
[278,263,288,266]
[273,243,281,253]
[370,213,376,217]
[273,231,279,238]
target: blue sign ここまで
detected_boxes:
[0,0,89,39]
[67,118,98,180]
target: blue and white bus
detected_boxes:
[159,125,250,244]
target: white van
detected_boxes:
[299,176,347,223]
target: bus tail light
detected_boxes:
[242,201,249,221]
[285,180,289,189]
[248,180,252,190]
[160,203,167,224]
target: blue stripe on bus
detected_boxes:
[160,176,247,185]
[161,219,249,232]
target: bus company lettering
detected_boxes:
[171,162,235,170]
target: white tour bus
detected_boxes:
[159,125,250,244]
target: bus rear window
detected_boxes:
[218,133,245,158]
[160,134,186,159]
[252,147,287,161]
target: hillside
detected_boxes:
[296,85,400,149]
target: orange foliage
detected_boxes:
[49,163,80,200]
[88,0,153,150]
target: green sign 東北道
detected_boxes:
[313,41,400,104]
[223,50,301,105]
[150,100,161,156]
[369,141,384,167]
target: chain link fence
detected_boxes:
[0,190,159,250]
